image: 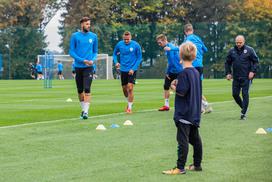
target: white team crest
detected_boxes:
[130,47,134,52]
[244,49,247,54]
[89,39,93,43]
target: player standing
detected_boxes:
[69,17,98,119]
[57,61,64,80]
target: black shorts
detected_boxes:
[58,71,62,75]
[75,67,93,94]
[164,72,179,90]
[37,72,42,74]
[72,71,75,74]
[121,71,137,86]
[195,67,203,89]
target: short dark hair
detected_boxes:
[80,17,90,24]
[184,23,193,32]
[123,31,131,36]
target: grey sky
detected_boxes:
[44,10,63,53]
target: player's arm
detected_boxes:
[202,41,208,53]
[164,45,179,52]
[175,73,188,97]
[91,35,98,64]
[69,34,85,63]
[113,44,120,68]
[131,44,142,71]
[170,79,178,91]
[249,48,259,79]
[225,49,233,80]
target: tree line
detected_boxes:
[0,0,271,79]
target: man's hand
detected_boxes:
[84,60,93,66]
[248,72,255,80]
[226,74,232,80]
[128,69,134,75]
[115,63,120,69]
[164,46,171,51]
[170,79,178,91]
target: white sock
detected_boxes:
[84,102,90,113]
[165,99,169,107]
[80,101,84,111]
[128,102,133,110]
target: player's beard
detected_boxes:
[83,27,89,33]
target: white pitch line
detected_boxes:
[0,96,271,129]
[0,109,156,129]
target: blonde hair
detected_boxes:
[156,34,167,41]
[179,42,197,61]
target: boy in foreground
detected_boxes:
[162,42,203,175]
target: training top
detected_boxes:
[113,40,142,72]
[184,34,207,68]
[164,43,183,74]
[57,63,63,71]
[36,64,42,73]
[71,62,75,71]
[174,67,201,127]
[69,31,98,68]
[225,45,259,79]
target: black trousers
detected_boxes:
[176,122,202,170]
[232,78,251,115]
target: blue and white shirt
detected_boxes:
[69,31,98,68]
[113,40,142,72]
[36,64,42,73]
[164,43,183,74]
[184,34,207,68]
[57,63,63,72]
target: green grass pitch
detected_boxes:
[0,79,271,181]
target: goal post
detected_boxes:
[37,54,114,80]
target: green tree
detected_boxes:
[226,0,272,78]
[0,0,59,79]
[59,0,116,53]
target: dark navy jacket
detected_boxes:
[174,67,201,127]
[225,45,259,79]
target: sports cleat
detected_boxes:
[80,111,84,119]
[185,164,202,171]
[126,108,132,114]
[82,112,88,120]
[158,106,170,111]
[162,167,186,175]
[240,114,246,120]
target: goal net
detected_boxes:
[37,54,114,80]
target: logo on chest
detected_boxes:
[89,39,93,44]
[130,47,134,52]
[243,49,247,54]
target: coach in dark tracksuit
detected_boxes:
[225,35,259,120]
